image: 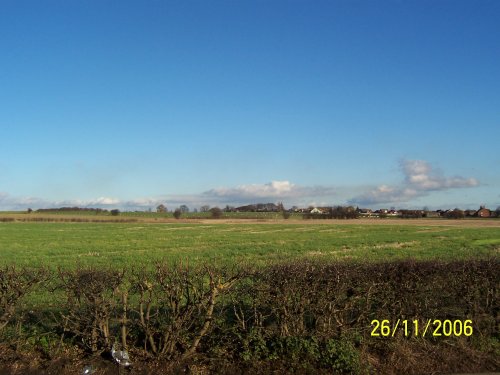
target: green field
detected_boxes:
[1,220,499,374]
[1,221,499,269]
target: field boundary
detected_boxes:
[1,212,499,227]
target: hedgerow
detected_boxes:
[0,259,498,374]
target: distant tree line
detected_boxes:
[445,209,465,219]
[234,203,281,212]
[29,204,500,221]
[399,208,465,219]
[399,210,424,219]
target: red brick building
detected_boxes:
[476,207,491,217]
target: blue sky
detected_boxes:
[1,0,499,211]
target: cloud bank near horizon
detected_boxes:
[0,180,337,211]
[0,160,482,211]
[348,160,479,205]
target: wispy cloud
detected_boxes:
[349,160,479,205]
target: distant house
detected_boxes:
[358,208,373,216]
[476,206,491,218]
[310,207,323,214]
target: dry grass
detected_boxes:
[372,241,419,249]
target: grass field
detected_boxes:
[1,217,499,374]
[1,219,499,269]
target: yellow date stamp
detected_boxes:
[370,319,473,337]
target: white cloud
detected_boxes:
[92,197,120,205]
[206,181,297,199]
[401,160,478,190]
[349,160,479,205]
[204,180,337,203]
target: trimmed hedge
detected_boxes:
[0,259,499,374]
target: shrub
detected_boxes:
[110,209,120,216]
[210,207,223,219]
[0,266,47,333]
[446,209,465,219]
[329,206,359,219]
[56,268,125,352]
[321,338,361,374]
[173,208,182,219]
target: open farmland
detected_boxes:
[0,219,499,269]
[1,219,499,374]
